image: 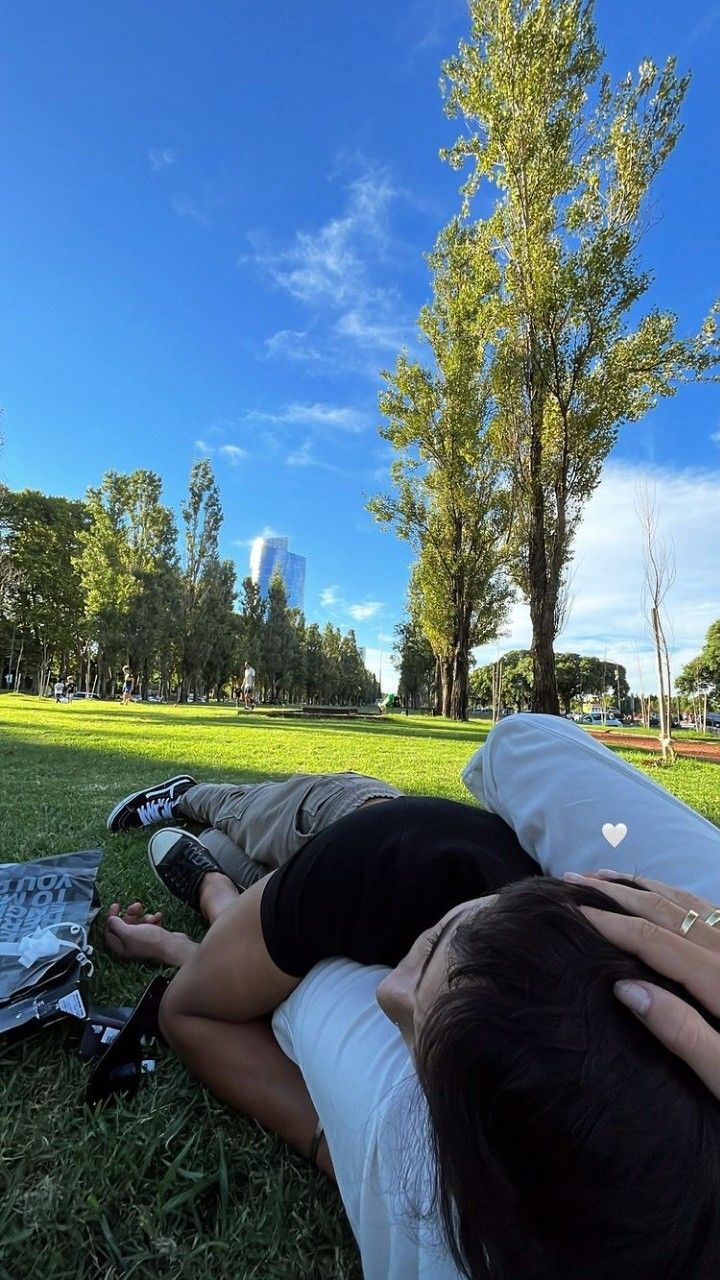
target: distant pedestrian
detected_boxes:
[121,666,135,706]
[241,663,256,710]
[65,676,76,702]
[54,677,65,703]
[232,682,243,714]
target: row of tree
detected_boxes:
[676,621,720,716]
[470,651,630,716]
[395,616,720,725]
[392,618,633,717]
[371,0,719,719]
[0,465,379,706]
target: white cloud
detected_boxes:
[196,438,249,465]
[172,196,211,226]
[285,439,341,471]
[319,587,387,628]
[711,430,720,446]
[334,310,409,353]
[263,330,323,364]
[473,461,720,693]
[149,147,177,170]
[286,440,315,468]
[219,444,248,465]
[250,401,369,433]
[233,524,284,549]
[251,167,395,304]
[244,161,414,367]
[348,601,383,621]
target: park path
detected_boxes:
[589,730,720,764]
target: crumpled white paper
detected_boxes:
[13,922,93,975]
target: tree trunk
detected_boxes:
[492,658,503,723]
[530,605,559,714]
[651,606,675,763]
[433,657,443,716]
[449,615,471,721]
[440,657,453,718]
[449,651,469,720]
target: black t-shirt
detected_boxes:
[260,796,537,977]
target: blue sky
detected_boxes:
[2,1,719,690]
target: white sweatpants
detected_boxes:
[463,714,720,900]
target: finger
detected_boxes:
[566,875,720,950]
[583,906,720,1017]
[141,911,163,925]
[615,980,720,1098]
[589,870,714,917]
[104,916,128,955]
[106,902,121,919]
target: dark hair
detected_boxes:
[416,878,720,1280]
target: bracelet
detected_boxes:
[308,1119,324,1166]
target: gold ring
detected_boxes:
[680,909,700,936]
[704,910,720,928]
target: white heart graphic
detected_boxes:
[602,822,627,848]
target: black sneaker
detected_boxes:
[106,775,196,833]
[148,828,222,913]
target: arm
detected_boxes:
[164,875,296,1020]
[158,878,333,1174]
[161,1006,334,1177]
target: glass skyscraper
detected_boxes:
[250,536,306,612]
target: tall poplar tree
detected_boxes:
[178,459,230,700]
[441,0,719,712]
[77,470,176,693]
[370,222,512,720]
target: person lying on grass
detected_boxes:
[105,715,720,1280]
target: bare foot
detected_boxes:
[104,914,175,963]
[104,903,199,967]
[107,901,164,927]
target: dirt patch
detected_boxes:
[588,730,720,763]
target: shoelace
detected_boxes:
[137,796,176,825]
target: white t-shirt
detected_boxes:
[272,959,462,1280]
[242,667,256,690]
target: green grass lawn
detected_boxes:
[0,696,718,1280]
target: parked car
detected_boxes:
[580,712,623,728]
